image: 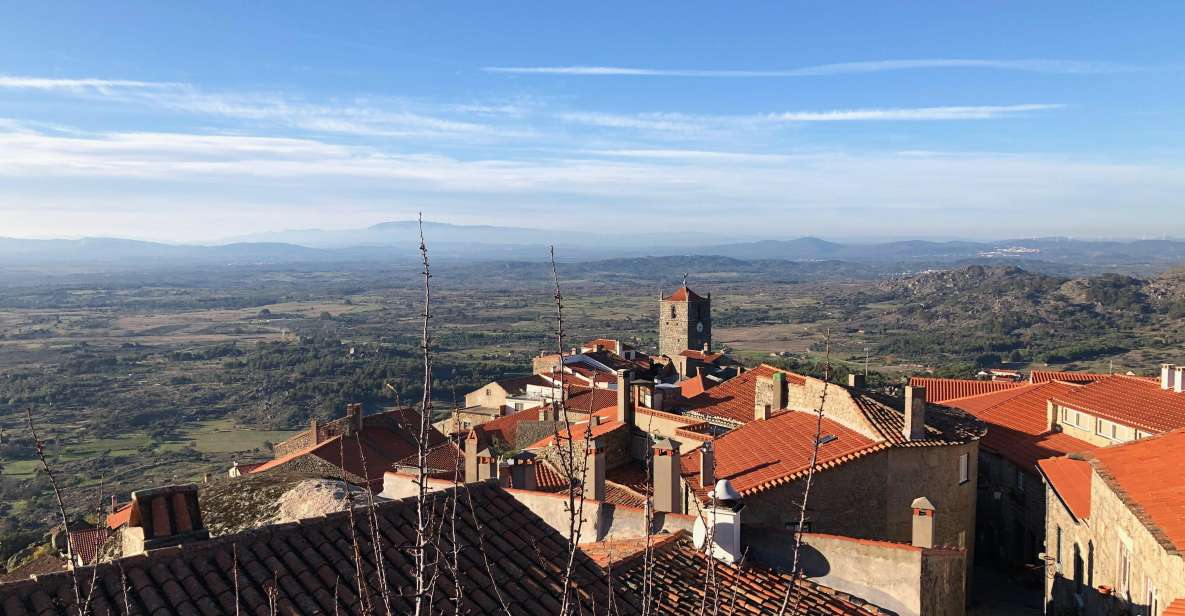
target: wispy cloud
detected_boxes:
[485,58,1136,77]
[766,104,1065,121]
[0,74,182,92]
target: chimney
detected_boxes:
[903,386,927,441]
[615,340,623,355]
[653,438,682,514]
[464,429,480,483]
[585,439,605,502]
[1175,367,1185,394]
[477,449,498,482]
[507,452,538,491]
[345,403,363,436]
[310,417,320,445]
[754,373,786,421]
[616,369,634,426]
[703,341,711,353]
[693,479,744,564]
[910,496,936,548]
[694,442,713,489]
[589,415,601,427]
[120,484,208,556]
[848,373,866,389]
[1162,363,1176,390]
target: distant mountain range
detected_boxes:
[4,221,1185,273]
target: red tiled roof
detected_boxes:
[66,528,110,565]
[664,286,706,302]
[580,533,681,568]
[1052,375,1185,433]
[476,404,545,448]
[678,349,723,363]
[106,502,133,529]
[1029,370,1111,384]
[908,377,1024,403]
[0,484,633,615]
[563,386,619,414]
[681,410,882,499]
[526,417,625,450]
[680,374,709,398]
[613,533,883,615]
[1163,599,1185,616]
[1088,429,1185,552]
[1037,456,1094,521]
[685,365,805,424]
[250,408,446,488]
[943,382,1097,470]
[393,442,464,479]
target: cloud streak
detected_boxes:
[0,75,182,93]
[485,58,1136,77]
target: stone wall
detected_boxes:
[976,450,1045,568]
[791,533,965,616]
[463,382,509,412]
[1045,471,1185,615]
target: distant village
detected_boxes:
[3,285,1184,616]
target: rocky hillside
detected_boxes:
[863,265,1185,369]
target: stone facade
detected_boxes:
[658,293,711,358]
[976,450,1046,568]
[1044,472,1185,616]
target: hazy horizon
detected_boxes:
[3,3,1184,242]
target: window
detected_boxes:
[1016,469,1026,493]
[1055,526,1062,565]
[1147,580,1158,616]
[670,305,677,319]
[1097,418,1106,436]
[958,452,970,484]
[1117,539,1132,595]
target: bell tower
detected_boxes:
[659,278,711,358]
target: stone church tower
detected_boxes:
[659,285,711,358]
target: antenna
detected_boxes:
[682,272,688,288]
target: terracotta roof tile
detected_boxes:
[525,418,625,450]
[681,411,881,499]
[1037,456,1093,521]
[1052,375,1185,433]
[664,286,706,302]
[943,381,1097,470]
[614,533,882,614]
[1087,429,1185,552]
[685,365,804,424]
[907,377,1024,404]
[678,349,723,363]
[1164,598,1185,616]
[1029,370,1111,384]
[475,404,545,448]
[66,528,111,565]
[0,484,632,615]
[679,374,709,398]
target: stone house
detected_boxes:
[1039,429,1185,616]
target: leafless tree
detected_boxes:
[24,408,86,615]
[776,332,833,616]
[414,213,434,616]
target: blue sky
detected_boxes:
[1,2,1183,242]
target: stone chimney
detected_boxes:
[848,373,866,389]
[693,479,744,564]
[506,452,538,491]
[699,441,715,489]
[1162,363,1176,390]
[120,484,208,556]
[754,372,786,421]
[345,403,363,436]
[903,386,927,441]
[910,496,936,548]
[585,438,605,502]
[653,438,682,514]
[309,417,320,445]
[464,429,480,483]
[616,369,634,426]
[589,415,601,427]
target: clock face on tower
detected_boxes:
[696,321,704,333]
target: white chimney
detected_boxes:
[1175,367,1185,394]
[693,479,744,564]
[910,496,936,549]
[1162,363,1176,390]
